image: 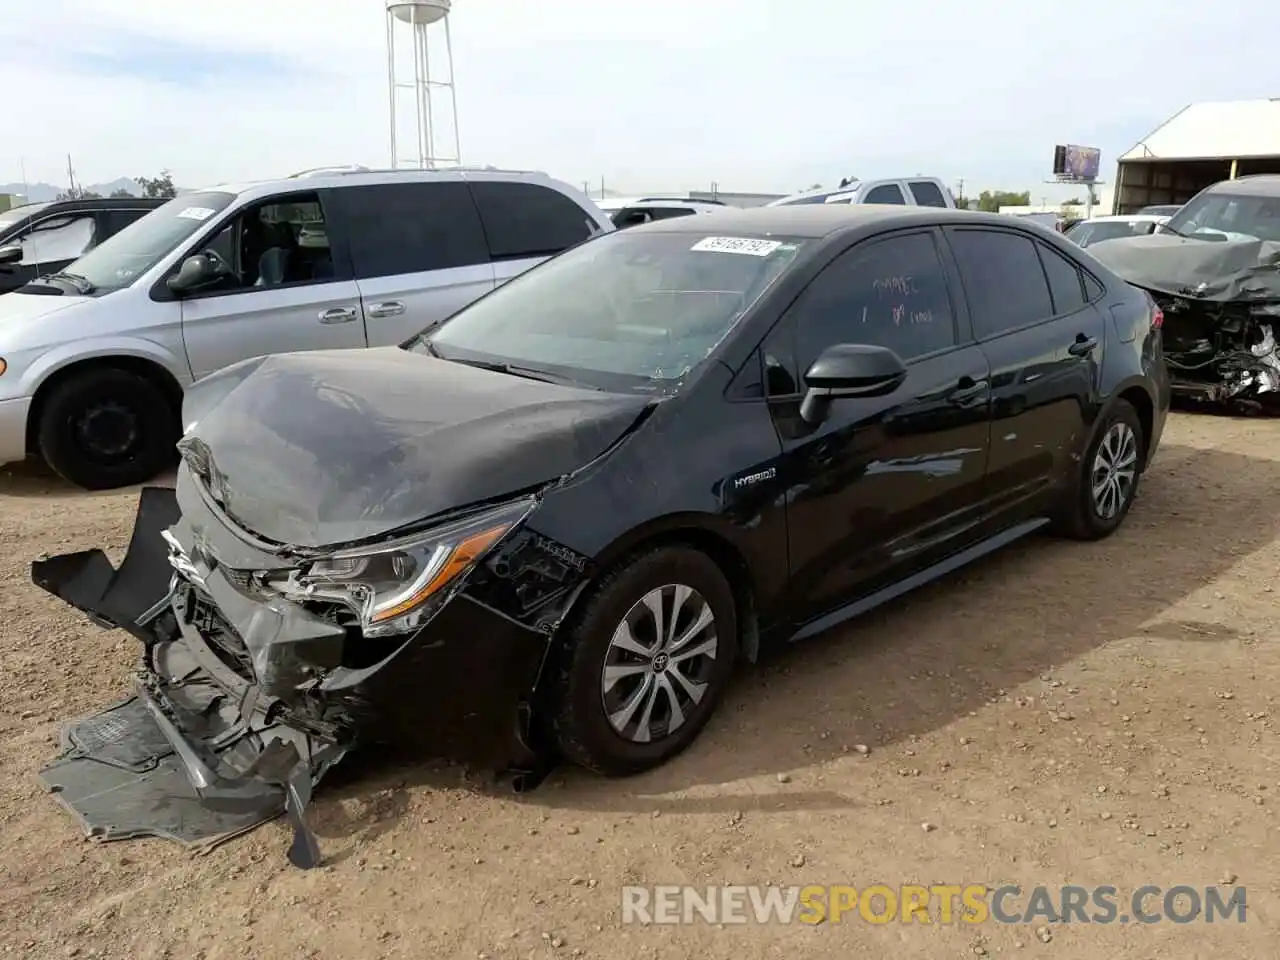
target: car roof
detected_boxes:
[1205,175,1280,197]
[203,167,570,202]
[8,196,165,214]
[1085,214,1167,223]
[616,198,724,210]
[625,204,1023,239]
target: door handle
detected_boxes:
[368,301,406,319]
[1068,334,1098,356]
[948,377,989,405]
[318,307,358,324]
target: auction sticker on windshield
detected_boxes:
[176,207,216,221]
[691,236,783,257]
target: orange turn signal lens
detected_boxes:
[368,523,509,623]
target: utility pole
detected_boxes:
[955,178,964,203]
[65,154,78,198]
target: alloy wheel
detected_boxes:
[600,583,719,743]
[1091,421,1138,520]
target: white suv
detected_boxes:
[769,177,956,208]
[0,166,612,489]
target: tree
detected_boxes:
[1062,196,1082,205]
[976,190,1031,212]
[55,188,101,200]
[110,188,135,198]
[134,170,176,199]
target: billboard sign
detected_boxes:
[1052,144,1101,182]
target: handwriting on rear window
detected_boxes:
[874,276,918,297]
[867,304,934,327]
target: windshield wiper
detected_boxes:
[450,356,598,389]
[44,271,95,294]
[452,357,559,382]
[1158,222,1186,238]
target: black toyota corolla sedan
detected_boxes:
[34,206,1169,865]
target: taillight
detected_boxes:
[1151,306,1164,329]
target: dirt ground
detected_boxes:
[1,412,1277,959]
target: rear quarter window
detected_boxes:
[469,181,598,260]
[863,184,907,204]
[908,181,949,207]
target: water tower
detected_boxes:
[385,0,461,168]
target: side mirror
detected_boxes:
[0,244,21,266]
[166,254,216,294]
[799,343,907,424]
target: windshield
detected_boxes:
[59,191,236,293]
[1164,191,1280,242]
[416,230,806,391]
[0,202,49,233]
[1066,220,1155,246]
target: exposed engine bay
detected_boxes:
[1089,232,1280,412]
[1156,294,1280,410]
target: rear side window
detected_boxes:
[863,184,907,205]
[1036,242,1086,314]
[336,182,489,278]
[647,207,696,220]
[908,181,948,207]
[611,208,652,229]
[947,229,1054,338]
[1083,273,1105,301]
[469,181,596,260]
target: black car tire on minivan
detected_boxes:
[1053,398,1145,541]
[37,368,179,491]
[549,545,739,776]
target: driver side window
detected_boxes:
[789,231,957,381]
[190,191,333,294]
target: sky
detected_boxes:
[2,0,1278,202]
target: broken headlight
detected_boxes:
[278,497,535,637]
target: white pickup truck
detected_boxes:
[768,177,957,208]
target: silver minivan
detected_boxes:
[0,167,612,489]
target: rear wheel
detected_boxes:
[36,368,179,490]
[549,546,738,776]
[1053,399,1145,540]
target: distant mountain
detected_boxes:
[0,178,142,203]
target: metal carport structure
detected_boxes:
[1113,99,1280,214]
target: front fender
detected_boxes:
[18,336,193,397]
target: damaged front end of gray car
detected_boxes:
[1090,232,1280,413]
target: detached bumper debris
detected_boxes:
[32,487,341,868]
[1090,233,1280,411]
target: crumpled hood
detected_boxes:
[178,347,652,549]
[1088,232,1280,302]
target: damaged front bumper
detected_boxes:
[33,488,340,867]
[32,485,559,867]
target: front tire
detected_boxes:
[1053,399,1145,541]
[36,368,179,490]
[549,546,738,776]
